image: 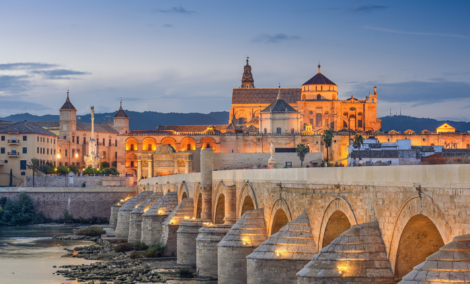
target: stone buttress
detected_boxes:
[399,234,470,283]
[110,200,127,229]
[297,221,394,284]
[247,212,317,284]
[141,192,178,245]
[176,219,207,266]
[128,192,163,243]
[115,191,152,239]
[196,223,233,278]
[217,208,268,284]
[161,198,194,257]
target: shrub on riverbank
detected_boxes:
[141,242,166,257]
[76,226,106,236]
[114,242,134,252]
[178,268,194,278]
[0,192,49,226]
[133,241,149,251]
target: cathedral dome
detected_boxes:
[302,65,336,86]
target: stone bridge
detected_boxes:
[114,149,470,283]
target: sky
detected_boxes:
[0,0,469,121]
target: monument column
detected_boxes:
[147,158,152,178]
[224,185,236,224]
[137,159,142,180]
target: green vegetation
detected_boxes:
[321,129,334,164]
[133,241,149,251]
[83,166,119,176]
[129,251,139,259]
[57,165,70,175]
[63,209,73,221]
[296,143,309,167]
[0,192,48,225]
[141,242,166,257]
[68,165,79,175]
[353,134,364,159]
[114,242,134,252]
[76,226,106,236]
[112,161,118,168]
[178,268,194,278]
[99,161,110,168]
[26,158,40,187]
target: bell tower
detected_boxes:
[59,90,77,140]
[241,57,254,89]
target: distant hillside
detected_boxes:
[381,115,470,133]
[2,112,469,133]
[0,111,230,131]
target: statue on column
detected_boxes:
[84,106,102,168]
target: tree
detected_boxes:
[296,143,309,167]
[39,164,54,175]
[353,134,364,158]
[321,129,334,164]
[99,161,110,168]
[112,161,117,168]
[83,166,98,175]
[68,165,79,175]
[26,158,40,187]
[57,165,70,175]
[9,169,12,187]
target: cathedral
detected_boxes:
[230,58,381,134]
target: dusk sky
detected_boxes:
[0,0,469,121]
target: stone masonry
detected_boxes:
[161,198,194,257]
[128,192,163,243]
[115,191,152,239]
[140,192,178,245]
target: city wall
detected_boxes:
[0,187,136,220]
[25,176,132,188]
[137,164,470,278]
[212,152,322,169]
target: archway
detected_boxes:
[125,153,137,168]
[142,137,157,151]
[240,195,255,217]
[196,193,202,219]
[180,137,196,151]
[271,209,289,235]
[235,111,248,124]
[315,113,322,127]
[321,210,351,248]
[201,137,216,150]
[214,194,225,224]
[126,138,138,151]
[182,192,187,199]
[161,137,176,151]
[395,214,444,281]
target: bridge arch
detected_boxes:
[212,182,226,224]
[268,198,293,236]
[388,193,452,279]
[237,183,258,219]
[178,183,189,202]
[194,184,203,219]
[318,196,357,249]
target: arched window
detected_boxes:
[316,113,322,127]
[317,94,321,100]
[343,121,347,128]
[372,99,375,103]
[302,94,306,100]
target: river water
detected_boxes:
[0,225,99,284]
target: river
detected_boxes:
[0,225,100,284]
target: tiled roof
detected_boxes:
[0,121,13,130]
[441,149,470,158]
[101,119,114,125]
[225,122,242,130]
[32,121,119,134]
[244,125,259,133]
[261,98,298,113]
[232,88,300,104]
[127,130,172,136]
[156,125,227,133]
[114,102,128,118]
[60,93,76,110]
[0,121,57,136]
[351,150,399,158]
[302,73,336,86]
[412,146,435,152]
[246,116,259,125]
[31,121,59,128]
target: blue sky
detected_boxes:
[0,0,469,121]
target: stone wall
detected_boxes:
[212,152,323,169]
[26,176,131,188]
[0,187,135,220]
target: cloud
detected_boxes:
[363,26,470,40]
[253,33,300,43]
[155,6,195,14]
[162,24,173,28]
[349,5,387,13]
[347,80,470,106]
[0,96,51,111]
[31,69,90,80]
[0,75,31,93]
[0,63,58,70]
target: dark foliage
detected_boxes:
[0,192,47,226]
[178,268,194,278]
[141,242,166,257]
[114,242,134,252]
[76,226,106,236]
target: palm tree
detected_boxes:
[353,134,364,158]
[296,143,309,167]
[321,129,334,164]
[27,158,40,187]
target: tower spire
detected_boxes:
[66,90,70,101]
[120,100,123,110]
[241,57,254,88]
[277,83,281,99]
[318,61,321,74]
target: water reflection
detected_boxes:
[0,225,100,284]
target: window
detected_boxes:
[317,94,321,100]
[291,128,294,134]
[1,136,5,141]
[37,137,39,142]
[130,144,135,151]
[115,140,117,147]
[20,160,26,170]
[310,118,314,125]
[72,136,75,143]
[238,117,246,124]
[59,162,62,166]
[206,143,211,149]
[103,138,105,146]
[65,150,68,157]
[115,152,117,159]
[372,99,375,103]
[23,136,27,141]
[54,139,55,144]
[83,137,86,144]
[325,119,329,127]
[276,127,282,134]
[264,128,267,134]
[309,111,313,115]
[72,149,75,158]
[186,144,191,151]
[148,144,152,151]
[23,147,27,154]
[109,139,111,146]
[77,136,79,144]
[65,162,68,166]
[1,147,4,154]
[54,149,56,155]
[63,136,66,140]
[47,148,49,154]
[21,172,25,176]
[343,121,347,128]
[47,138,49,143]
[103,151,106,158]
[358,120,363,128]
[12,135,17,142]
[131,161,134,167]
[316,113,322,127]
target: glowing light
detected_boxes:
[144,208,149,213]
[158,210,163,215]
[184,216,190,220]
[203,222,213,226]
[75,153,78,158]
[275,250,281,257]
[170,221,174,225]
[57,154,61,158]
[120,199,124,202]
[135,205,138,208]
[192,217,195,220]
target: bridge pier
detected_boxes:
[218,208,267,284]
[128,192,163,243]
[176,220,206,266]
[247,212,317,284]
[140,192,178,245]
[196,224,232,278]
[115,191,152,239]
[161,198,194,257]
[109,203,123,229]
[224,185,237,224]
